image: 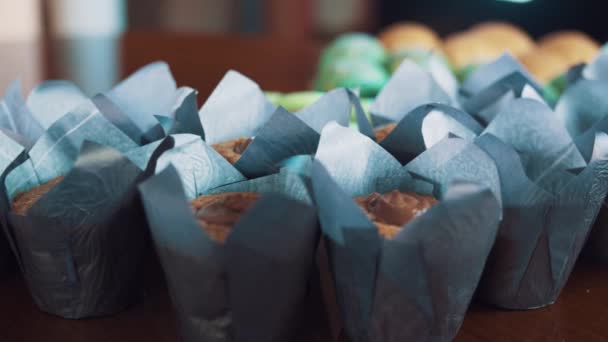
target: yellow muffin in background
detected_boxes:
[469,21,535,57]
[538,31,600,66]
[520,49,570,84]
[443,32,505,70]
[326,21,601,87]
[378,22,442,52]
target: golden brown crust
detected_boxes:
[211,137,252,165]
[520,49,569,84]
[443,32,504,69]
[539,31,599,49]
[191,192,260,243]
[355,190,437,240]
[538,31,600,65]
[374,223,404,240]
[374,123,397,142]
[11,176,64,215]
[378,22,442,52]
[469,21,535,57]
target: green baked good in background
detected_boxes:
[315,58,389,97]
[319,33,387,70]
[264,91,282,105]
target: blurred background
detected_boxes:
[1,0,607,99]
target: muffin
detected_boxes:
[211,137,253,164]
[520,49,570,84]
[355,190,437,239]
[374,123,397,142]
[11,176,64,215]
[190,192,260,243]
[140,165,320,342]
[378,22,442,53]
[4,140,154,319]
[538,31,600,66]
[470,21,535,58]
[443,32,504,70]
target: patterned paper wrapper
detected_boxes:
[556,76,608,264]
[139,163,319,342]
[311,123,501,342]
[0,79,45,276]
[469,95,608,309]
[137,69,356,340]
[434,55,608,308]
[410,53,608,308]
[0,62,184,316]
[1,137,173,318]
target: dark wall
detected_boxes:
[379,0,607,41]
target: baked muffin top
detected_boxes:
[211,137,253,164]
[374,123,397,142]
[355,190,437,239]
[12,176,64,215]
[191,192,260,243]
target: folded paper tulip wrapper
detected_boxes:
[368,60,453,127]
[439,54,608,308]
[460,53,541,98]
[311,123,501,342]
[141,89,323,340]
[0,131,27,276]
[0,138,172,319]
[470,98,608,309]
[459,54,544,125]
[139,164,319,342]
[0,63,181,317]
[582,49,608,83]
[0,79,62,275]
[555,78,608,263]
[196,70,370,179]
[378,102,482,164]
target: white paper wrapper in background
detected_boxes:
[461,53,540,98]
[555,78,608,263]
[368,60,452,126]
[459,54,544,124]
[378,103,483,164]
[583,49,608,82]
[472,97,608,309]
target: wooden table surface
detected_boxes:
[1,260,607,342]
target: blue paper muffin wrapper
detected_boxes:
[139,165,319,342]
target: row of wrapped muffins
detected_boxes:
[315,20,602,99]
[2,45,608,341]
